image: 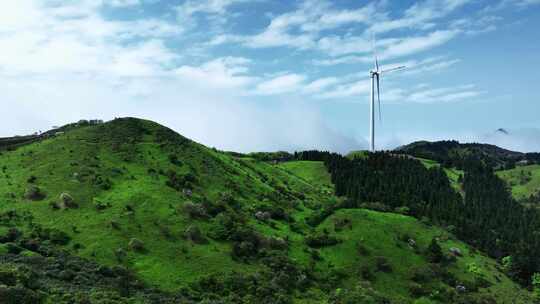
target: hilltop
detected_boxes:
[395,140,528,169]
[0,118,533,303]
[396,140,540,204]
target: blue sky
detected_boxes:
[1,0,539,152]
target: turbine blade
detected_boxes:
[377,74,382,123]
[381,66,406,74]
[372,33,379,72]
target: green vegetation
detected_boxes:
[497,165,540,201]
[0,118,531,303]
[345,150,369,160]
[278,160,333,192]
[417,157,463,191]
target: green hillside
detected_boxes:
[0,118,531,303]
[497,164,540,202]
[397,140,525,169]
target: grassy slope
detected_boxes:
[315,209,529,303]
[0,118,530,303]
[417,158,463,191]
[497,165,540,200]
[277,161,333,192]
[345,150,369,160]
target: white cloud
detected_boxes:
[176,0,248,29]
[380,30,460,59]
[385,84,485,104]
[212,0,380,50]
[108,0,141,7]
[484,0,540,11]
[319,80,371,99]
[369,0,472,34]
[0,1,182,78]
[302,77,339,94]
[174,57,256,90]
[255,74,306,95]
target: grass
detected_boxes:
[0,118,531,303]
[497,164,540,200]
[346,150,369,160]
[277,160,333,193]
[315,209,530,303]
[417,157,463,191]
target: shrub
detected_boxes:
[427,238,443,263]
[409,283,430,298]
[24,186,45,201]
[329,282,389,304]
[306,232,340,248]
[49,229,70,245]
[333,217,352,231]
[93,199,111,211]
[166,170,197,191]
[0,228,22,243]
[357,242,370,256]
[184,225,208,244]
[360,265,375,281]
[374,256,392,273]
[411,266,435,283]
[183,201,208,219]
[168,154,182,166]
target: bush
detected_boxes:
[306,232,340,248]
[24,186,45,201]
[374,256,392,273]
[328,282,389,304]
[360,265,375,281]
[357,242,370,256]
[93,199,111,211]
[168,154,182,166]
[427,238,443,263]
[0,228,22,243]
[49,229,70,245]
[166,170,197,191]
[184,225,208,244]
[333,217,352,231]
[409,283,430,298]
[183,201,208,219]
[411,266,435,283]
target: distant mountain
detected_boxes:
[496,128,509,135]
[395,140,529,169]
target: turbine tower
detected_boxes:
[369,46,406,152]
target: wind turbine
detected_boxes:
[369,44,406,152]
